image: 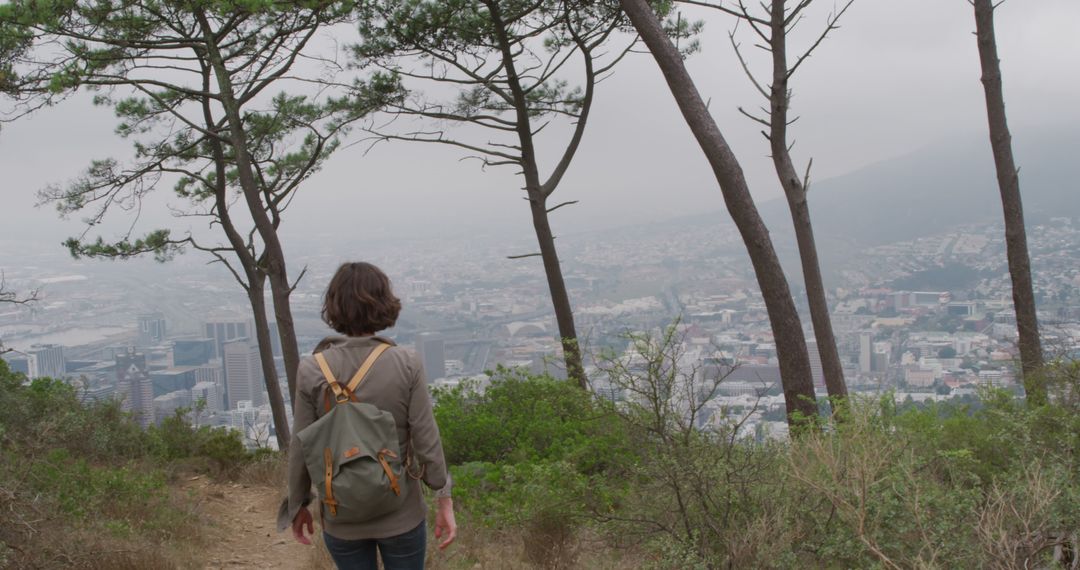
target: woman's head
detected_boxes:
[322,262,401,336]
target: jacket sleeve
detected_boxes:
[278,356,318,532]
[407,352,450,493]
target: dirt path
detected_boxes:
[183,476,324,569]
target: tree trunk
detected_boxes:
[267,272,302,404]
[767,1,848,406]
[197,11,302,405]
[488,1,587,388]
[528,191,586,387]
[620,0,817,426]
[973,0,1045,405]
[197,54,292,449]
[246,276,292,449]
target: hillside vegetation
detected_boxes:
[2,351,1079,569]
[0,359,261,569]
[433,353,1080,569]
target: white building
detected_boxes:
[223,339,264,410]
[191,380,221,413]
[26,344,65,380]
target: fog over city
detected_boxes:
[4,2,1080,566]
[2,0,1078,250]
[1,0,1078,444]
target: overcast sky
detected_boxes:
[1,0,1078,258]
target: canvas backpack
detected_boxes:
[297,343,407,524]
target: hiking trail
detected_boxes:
[183,475,322,569]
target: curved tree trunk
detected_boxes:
[197,11,302,405]
[973,0,1045,405]
[246,277,292,449]
[620,0,817,426]
[199,57,291,450]
[267,273,302,402]
[528,191,586,387]
[488,1,587,389]
[767,1,848,407]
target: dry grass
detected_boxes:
[236,452,290,488]
[0,460,207,570]
[976,462,1068,570]
[298,517,639,570]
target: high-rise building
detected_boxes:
[27,344,65,380]
[858,332,873,374]
[415,333,446,383]
[173,338,214,366]
[872,351,889,373]
[149,367,197,397]
[191,381,221,413]
[805,340,825,389]
[204,316,251,360]
[116,349,155,427]
[268,321,282,358]
[136,313,167,346]
[195,360,225,410]
[223,338,264,410]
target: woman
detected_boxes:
[280,262,456,569]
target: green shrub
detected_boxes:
[434,366,627,472]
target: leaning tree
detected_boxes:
[0,0,401,447]
[971,0,1044,405]
[353,0,643,388]
[692,0,853,408]
[619,0,818,426]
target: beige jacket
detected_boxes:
[277,335,450,540]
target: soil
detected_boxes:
[182,476,320,569]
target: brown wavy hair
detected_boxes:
[321,262,401,336]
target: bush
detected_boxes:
[0,359,254,567]
[434,366,627,471]
[427,341,1080,569]
[148,408,249,475]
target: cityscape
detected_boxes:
[4,208,1078,446]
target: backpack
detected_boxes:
[297,343,407,524]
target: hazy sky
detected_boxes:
[1,0,1078,259]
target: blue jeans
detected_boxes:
[323,520,427,570]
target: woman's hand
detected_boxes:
[434,497,457,549]
[292,508,314,545]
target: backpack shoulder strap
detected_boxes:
[313,352,345,400]
[345,343,391,394]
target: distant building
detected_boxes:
[153,389,192,423]
[27,344,65,380]
[3,356,29,376]
[204,316,251,360]
[229,401,271,449]
[911,291,950,307]
[805,340,826,388]
[79,382,115,403]
[116,349,155,427]
[719,364,782,387]
[137,313,167,346]
[947,302,978,317]
[872,351,889,373]
[194,361,224,409]
[858,332,873,374]
[415,333,446,382]
[173,338,214,366]
[149,367,197,397]
[224,338,264,409]
[979,369,1011,387]
[191,381,221,413]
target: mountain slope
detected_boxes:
[758,124,1079,246]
